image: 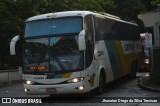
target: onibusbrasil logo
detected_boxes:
[1,98,42,104]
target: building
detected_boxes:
[138,5,160,47]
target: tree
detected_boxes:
[0,0,49,68]
[0,0,155,69]
[46,0,104,12]
[99,0,117,13]
[0,0,20,68]
[141,0,160,11]
[110,0,146,20]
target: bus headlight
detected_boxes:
[67,77,84,83]
[144,59,149,64]
[78,86,84,90]
[24,80,35,85]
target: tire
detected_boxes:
[96,72,104,95]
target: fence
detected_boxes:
[0,69,22,85]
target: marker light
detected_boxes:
[67,77,84,83]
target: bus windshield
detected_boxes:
[24,36,83,73]
[25,17,82,37]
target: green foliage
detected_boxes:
[112,0,146,20]
[151,0,160,6]
[141,0,160,11]
[99,0,116,13]
[0,0,20,68]
[0,0,157,68]
[46,0,104,12]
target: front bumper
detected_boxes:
[24,82,87,95]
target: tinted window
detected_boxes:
[94,16,140,41]
[25,17,82,37]
[84,15,94,67]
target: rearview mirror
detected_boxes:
[78,30,86,51]
[10,35,20,55]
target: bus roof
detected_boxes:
[26,11,138,26]
[26,11,91,22]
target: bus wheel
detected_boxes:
[96,72,104,95]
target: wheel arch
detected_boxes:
[98,66,106,85]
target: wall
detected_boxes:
[138,12,160,47]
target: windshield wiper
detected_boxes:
[53,56,65,71]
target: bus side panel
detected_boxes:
[104,40,141,79]
[104,40,123,79]
[120,40,142,74]
[94,40,114,83]
[116,41,136,75]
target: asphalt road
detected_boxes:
[0,72,160,106]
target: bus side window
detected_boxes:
[84,15,94,67]
[86,40,93,67]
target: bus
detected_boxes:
[140,33,152,71]
[10,11,142,95]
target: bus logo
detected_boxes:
[2,98,11,103]
[33,77,45,79]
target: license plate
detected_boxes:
[46,88,56,93]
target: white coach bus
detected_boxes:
[10,11,142,95]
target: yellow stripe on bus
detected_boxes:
[63,72,72,78]
[116,41,136,75]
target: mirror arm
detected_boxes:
[10,35,20,55]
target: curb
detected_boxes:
[138,77,160,92]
